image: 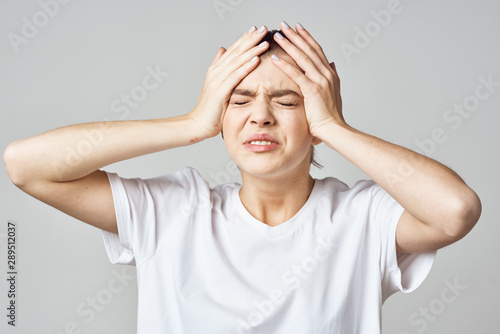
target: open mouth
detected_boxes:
[248,141,276,146]
[243,133,280,152]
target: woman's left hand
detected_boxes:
[270,21,345,141]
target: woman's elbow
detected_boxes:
[445,188,482,241]
[3,140,29,188]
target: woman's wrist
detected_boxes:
[182,112,220,142]
[311,118,352,146]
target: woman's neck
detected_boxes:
[238,171,315,227]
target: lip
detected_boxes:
[244,133,280,144]
[243,133,280,153]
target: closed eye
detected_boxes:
[277,102,298,107]
[232,101,298,107]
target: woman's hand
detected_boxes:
[189,25,270,139]
[270,22,344,142]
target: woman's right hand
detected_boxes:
[188,25,270,139]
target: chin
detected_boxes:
[239,163,280,178]
[229,148,311,179]
[240,159,309,181]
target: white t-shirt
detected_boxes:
[101,166,436,334]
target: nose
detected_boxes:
[249,102,275,127]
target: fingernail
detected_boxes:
[281,21,290,29]
[258,41,267,47]
[257,25,266,34]
[271,55,280,61]
[250,56,258,62]
[248,26,256,34]
[296,22,305,30]
[275,32,284,40]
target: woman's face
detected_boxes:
[222,54,316,179]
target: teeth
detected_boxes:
[250,141,274,145]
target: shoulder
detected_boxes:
[322,177,402,224]
[146,166,206,185]
[312,177,388,219]
[135,166,209,190]
[316,176,377,200]
[106,166,212,202]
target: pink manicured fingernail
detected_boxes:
[281,21,290,29]
[257,25,266,34]
[296,22,305,30]
[250,56,258,62]
[271,55,280,61]
[275,32,284,40]
[248,26,256,34]
[258,41,267,47]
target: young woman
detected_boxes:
[4,22,481,333]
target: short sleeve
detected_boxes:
[369,184,437,303]
[100,167,210,266]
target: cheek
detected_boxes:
[222,109,236,135]
[222,109,243,145]
[280,111,310,137]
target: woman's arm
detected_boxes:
[4,116,205,185]
[3,116,203,233]
[315,122,482,253]
[3,25,270,233]
[271,22,481,253]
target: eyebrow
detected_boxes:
[231,89,302,98]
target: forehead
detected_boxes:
[233,54,302,95]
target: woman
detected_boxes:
[4,22,481,333]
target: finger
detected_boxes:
[329,62,343,115]
[218,25,268,65]
[273,31,327,84]
[278,22,332,78]
[211,47,227,66]
[294,22,331,69]
[330,62,341,88]
[217,40,269,84]
[219,56,262,108]
[269,54,312,94]
[208,27,269,90]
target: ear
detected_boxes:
[312,136,322,145]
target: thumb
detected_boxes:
[212,47,227,65]
[329,62,340,87]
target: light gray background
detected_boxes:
[1,0,499,333]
